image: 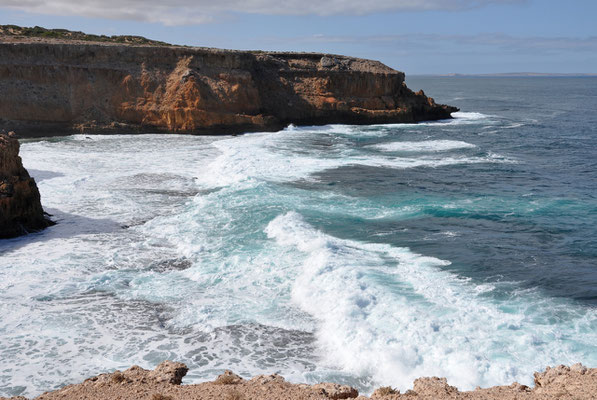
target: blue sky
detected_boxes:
[1,0,596,74]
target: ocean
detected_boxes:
[1,77,596,397]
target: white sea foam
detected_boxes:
[366,111,492,130]
[452,111,489,120]
[194,129,508,188]
[372,140,476,152]
[265,212,597,391]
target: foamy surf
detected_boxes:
[265,212,597,392]
[452,111,489,120]
[365,111,493,129]
[193,127,510,188]
[371,140,476,152]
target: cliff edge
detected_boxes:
[0,30,457,137]
[2,361,595,400]
[0,132,52,238]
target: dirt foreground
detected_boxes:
[2,361,595,400]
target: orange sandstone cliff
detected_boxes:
[0,36,457,137]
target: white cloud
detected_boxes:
[0,0,524,25]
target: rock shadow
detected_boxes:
[0,207,122,254]
[27,169,65,182]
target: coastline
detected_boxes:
[0,35,457,138]
[2,361,595,400]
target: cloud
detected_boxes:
[274,33,597,54]
[0,0,524,25]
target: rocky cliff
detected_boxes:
[0,132,52,238]
[0,35,457,137]
[2,361,595,400]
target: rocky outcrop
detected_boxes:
[0,131,52,238]
[3,361,595,400]
[0,35,457,137]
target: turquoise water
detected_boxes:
[1,77,596,397]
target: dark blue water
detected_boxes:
[417,77,597,303]
[317,76,597,304]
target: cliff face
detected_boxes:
[0,132,52,238]
[0,38,457,136]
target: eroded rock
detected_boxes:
[214,370,244,385]
[147,361,188,385]
[249,373,286,385]
[320,56,337,68]
[0,132,52,238]
[412,376,458,397]
[313,382,359,399]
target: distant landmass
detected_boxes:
[415,72,597,77]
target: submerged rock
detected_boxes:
[0,132,52,238]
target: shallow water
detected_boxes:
[1,77,596,397]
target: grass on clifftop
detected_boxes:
[0,25,172,46]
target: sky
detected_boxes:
[0,0,596,74]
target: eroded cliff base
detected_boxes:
[0,132,53,238]
[3,361,595,400]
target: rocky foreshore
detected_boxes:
[2,361,595,400]
[0,30,457,137]
[0,132,52,238]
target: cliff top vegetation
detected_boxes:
[0,25,172,46]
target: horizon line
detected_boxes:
[408,72,597,77]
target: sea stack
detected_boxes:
[0,34,458,137]
[0,132,52,238]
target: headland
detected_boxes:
[0,26,457,137]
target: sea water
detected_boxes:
[1,77,596,397]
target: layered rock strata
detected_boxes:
[0,132,52,238]
[3,361,595,400]
[0,36,457,137]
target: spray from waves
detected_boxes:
[371,140,476,152]
[265,211,597,392]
